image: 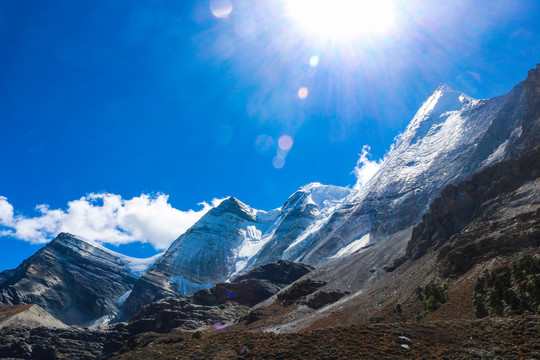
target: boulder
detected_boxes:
[303,289,350,309]
[277,279,327,307]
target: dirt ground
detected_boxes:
[112,315,539,360]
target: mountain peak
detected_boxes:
[287,183,352,209]
[209,196,257,222]
[401,83,476,143]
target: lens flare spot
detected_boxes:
[278,135,294,151]
[255,134,275,155]
[309,55,319,67]
[210,0,233,19]
[273,155,286,169]
[298,87,309,99]
[212,322,227,331]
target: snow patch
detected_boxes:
[331,233,371,259]
[116,290,132,306]
[87,315,113,330]
[481,139,509,168]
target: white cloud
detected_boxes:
[0,196,14,226]
[353,145,385,190]
[0,193,224,250]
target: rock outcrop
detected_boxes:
[0,325,130,360]
[0,304,67,329]
[193,260,313,307]
[406,144,540,274]
[125,297,249,335]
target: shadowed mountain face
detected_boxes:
[0,233,139,325]
[407,144,540,276]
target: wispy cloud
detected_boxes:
[0,194,224,250]
[353,145,385,190]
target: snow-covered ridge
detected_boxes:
[293,81,527,265]
[54,233,163,278]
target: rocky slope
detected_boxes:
[0,233,158,325]
[0,304,67,329]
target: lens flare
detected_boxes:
[273,155,286,169]
[298,87,309,99]
[210,0,233,19]
[309,55,319,67]
[278,135,294,151]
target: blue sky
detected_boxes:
[1,0,539,270]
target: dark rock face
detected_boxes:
[277,279,327,307]
[407,145,540,276]
[0,325,130,360]
[513,63,540,156]
[233,260,314,284]
[0,233,137,325]
[303,289,350,310]
[126,297,248,335]
[193,260,314,307]
[121,270,177,319]
[193,279,281,307]
[0,269,15,286]
[407,145,540,261]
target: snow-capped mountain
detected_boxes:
[122,184,352,314]
[292,80,530,265]
[0,233,159,325]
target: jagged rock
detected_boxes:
[0,325,130,360]
[126,297,249,334]
[233,260,314,284]
[193,279,281,307]
[277,279,327,306]
[303,289,350,309]
[121,270,177,319]
[193,260,313,307]
[122,190,341,315]
[512,63,540,156]
[406,144,540,275]
[240,310,264,324]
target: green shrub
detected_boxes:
[417,282,448,312]
[473,255,540,318]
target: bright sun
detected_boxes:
[285,0,396,39]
